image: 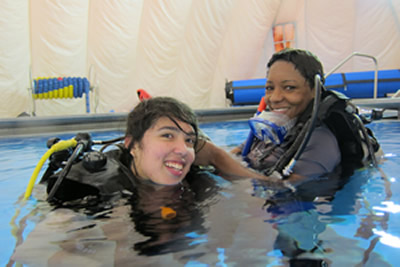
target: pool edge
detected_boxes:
[0,106,258,138]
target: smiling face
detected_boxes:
[127,117,196,186]
[265,60,315,119]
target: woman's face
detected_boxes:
[127,117,196,185]
[265,60,314,119]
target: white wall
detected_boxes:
[0,0,399,118]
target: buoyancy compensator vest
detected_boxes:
[41,147,137,202]
[317,90,380,166]
[267,89,381,178]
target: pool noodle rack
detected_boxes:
[29,67,98,116]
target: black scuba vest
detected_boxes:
[265,89,380,177]
[44,149,138,202]
[43,148,220,204]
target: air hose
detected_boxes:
[46,141,86,201]
[24,138,77,200]
[282,74,322,176]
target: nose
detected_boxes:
[268,87,284,103]
[173,137,190,156]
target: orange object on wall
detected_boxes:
[273,23,295,52]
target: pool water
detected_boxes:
[1,120,400,266]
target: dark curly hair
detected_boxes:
[267,48,325,89]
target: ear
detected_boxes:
[124,136,132,149]
[125,136,139,157]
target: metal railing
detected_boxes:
[325,52,379,99]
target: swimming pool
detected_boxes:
[1,120,399,266]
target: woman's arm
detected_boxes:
[194,140,261,179]
[195,140,289,185]
[195,139,303,191]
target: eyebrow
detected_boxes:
[266,79,298,84]
[158,126,196,136]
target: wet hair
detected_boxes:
[125,96,199,150]
[267,48,325,89]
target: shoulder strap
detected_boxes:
[317,90,381,167]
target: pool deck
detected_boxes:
[352,98,400,119]
[1,97,399,138]
[0,106,258,137]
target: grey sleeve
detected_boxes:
[292,126,341,178]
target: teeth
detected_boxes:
[165,162,183,170]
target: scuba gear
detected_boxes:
[30,134,218,205]
[24,133,126,201]
[46,133,93,201]
[45,149,137,202]
[245,74,381,179]
[82,150,107,172]
[24,138,78,200]
[282,74,322,176]
[160,206,177,220]
[317,91,380,168]
[249,111,296,145]
[242,97,266,156]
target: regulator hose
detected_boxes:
[282,74,322,176]
[24,138,77,200]
[46,141,85,201]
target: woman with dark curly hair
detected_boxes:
[195,48,381,190]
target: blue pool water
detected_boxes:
[1,120,400,266]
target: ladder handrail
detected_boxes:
[325,52,379,99]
